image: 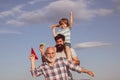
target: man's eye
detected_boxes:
[52,52,55,54]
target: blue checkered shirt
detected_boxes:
[31,57,82,80]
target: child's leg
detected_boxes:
[65,45,71,60]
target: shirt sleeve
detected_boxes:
[30,66,43,77]
[63,58,82,73]
[71,48,77,58]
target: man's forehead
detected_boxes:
[46,47,55,52]
[57,38,63,41]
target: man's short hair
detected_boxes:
[54,34,65,41]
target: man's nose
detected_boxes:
[58,43,60,45]
[58,42,61,44]
[50,53,53,56]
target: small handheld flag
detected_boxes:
[31,48,38,60]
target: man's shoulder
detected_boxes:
[56,51,66,58]
[70,48,77,58]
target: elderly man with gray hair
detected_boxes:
[30,46,94,80]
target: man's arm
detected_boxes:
[72,57,80,65]
[64,58,94,77]
[29,54,42,77]
[29,54,36,77]
[39,44,47,63]
[81,67,95,77]
[71,48,80,65]
[39,45,45,56]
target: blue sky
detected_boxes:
[0,0,120,80]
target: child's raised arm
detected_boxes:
[69,11,73,30]
[51,24,60,37]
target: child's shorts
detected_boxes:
[64,43,71,48]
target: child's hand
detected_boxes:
[56,24,60,27]
[51,25,56,29]
[69,11,72,16]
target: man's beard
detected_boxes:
[55,44,65,52]
[45,55,56,63]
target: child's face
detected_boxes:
[59,21,67,29]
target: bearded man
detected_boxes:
[39,34,80,80]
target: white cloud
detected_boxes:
[28,0,41,5]
[21,0,113,25]
[0,5,24,18]
[6,20,26,26]
[112,0,120,11]
[95,9,114,16]
[117,6,120,11]
[74,42,111,50]
[17,10,45,23]
[112,0,120,4]
[0,29,22,34]
[0,0,114,26]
